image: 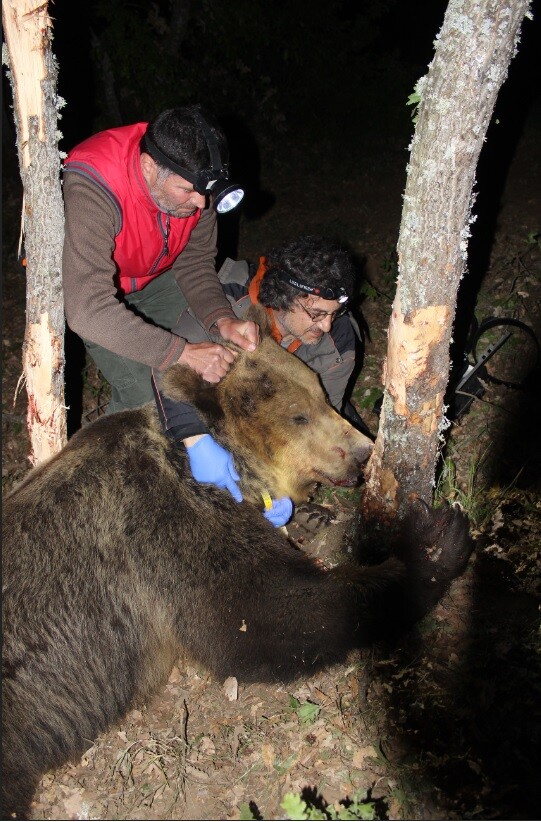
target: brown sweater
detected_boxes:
[62,173,237,370]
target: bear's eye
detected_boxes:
[292,415,309,425]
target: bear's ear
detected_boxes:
[160,365,224,425]
[244,303,273,339]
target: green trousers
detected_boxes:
[83,270,188,414]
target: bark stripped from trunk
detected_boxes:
[2,0,67,464]
[362,0,531,519]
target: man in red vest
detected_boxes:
[62,105,291,525]
[63,105,257,403]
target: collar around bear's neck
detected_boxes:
[248,257,302,354]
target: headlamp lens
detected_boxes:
[191,176,244,212]
[215,187,244,213]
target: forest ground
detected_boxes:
[2,90,541,820]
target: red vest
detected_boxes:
[64,123,201,295]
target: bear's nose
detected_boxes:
[353,438,373,466]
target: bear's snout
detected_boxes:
[311,435,373,489]
[352,438,374,467]
[332,439,372,465]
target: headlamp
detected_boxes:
[275,271,349,303]
[212,180,245,214]
[142,117,244,214]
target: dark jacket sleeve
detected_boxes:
[152,373,210,440]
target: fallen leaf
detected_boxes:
[352,745,378,768]
[62,788,86,818]
[168,666,182,683]
[223,676,238,701]
[261,743,275,771]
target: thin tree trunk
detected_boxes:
[2,0,67,464]
[89,28,123,127]
[362,0,531,519]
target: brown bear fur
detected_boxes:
[158,313,374,504]
[1,307,473,819]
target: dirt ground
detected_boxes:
[2,95,541,820]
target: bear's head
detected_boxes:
[161,305,373,503]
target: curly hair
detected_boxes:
[142,105,228,176]
[258,235,356,310]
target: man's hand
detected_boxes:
[214,317,260,351]
[178,341,237,384]
[184,434,243,502]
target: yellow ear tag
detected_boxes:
[261,491,273,511]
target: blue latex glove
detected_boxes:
[186,434,243,502]
[263,496,293,528]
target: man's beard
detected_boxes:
[301,329,323,344]
[148,184,197,218]
[157,199,197,218]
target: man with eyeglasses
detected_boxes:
[156,234,368,440]
[249,236,358,410]
[165,235,364,416]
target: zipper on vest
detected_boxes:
[149,213,171,275]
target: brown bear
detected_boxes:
[1,306,473,819]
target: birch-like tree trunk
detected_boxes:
[2,0,67,464]
[362,0,531,519]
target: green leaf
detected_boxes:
[281,792,309,820]
[297,701,321,725]
[352,800,377,820]
[239,802,258,820]
[406,89,421,123]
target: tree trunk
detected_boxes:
[2,0,67,464]
[89,28,123,127]
[163,0,192,58]
[362,0,531,520]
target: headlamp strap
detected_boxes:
[193,113,225,178]
[274,270,348,303]
[142,134,199,183]
[143,112,228,193]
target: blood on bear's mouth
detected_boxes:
[312,469,360,487]
[331,477,359,487]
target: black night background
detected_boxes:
[2,1,541,819]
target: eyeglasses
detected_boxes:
[295,300,348,324]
